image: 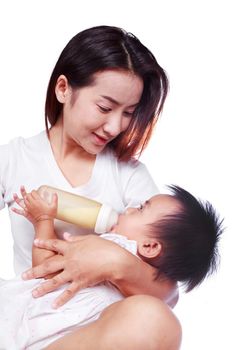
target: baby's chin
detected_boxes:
[109,214,123,233]
[110,224,118,232]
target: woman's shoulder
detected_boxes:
[1,130,46,146]
[101,147,147,174]
[0,135,24,164]
[0,131,48,178]
[99,148,158,204]
[0,130,47,154]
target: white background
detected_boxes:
[0,1,235,348]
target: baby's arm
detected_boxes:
[12,186,58,267]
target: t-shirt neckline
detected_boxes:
[40,130,101,192]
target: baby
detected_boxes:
[0,185,223,349]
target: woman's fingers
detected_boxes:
[33,279,82,309]
[34,238,68,254]
[52,281,80,308]
[63,232,80,242]
[22,253,65,280]
[31,270,71,299]
[21,235,120,307]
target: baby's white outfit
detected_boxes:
[0,233,137,349]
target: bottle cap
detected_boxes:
[95,203,118,234]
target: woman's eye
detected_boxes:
[124,111,134,117]
[98,105,111,113]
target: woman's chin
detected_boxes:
[77,141,106,156]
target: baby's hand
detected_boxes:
[12,186,58,225]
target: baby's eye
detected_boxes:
[138,204,144,211]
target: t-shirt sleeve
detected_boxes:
[121,161,159,208]
[0,144,10,210]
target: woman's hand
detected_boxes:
[22,233,127,308]
[22,233,178,309]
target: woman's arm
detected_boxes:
[12,186,58,266]
[22,234,178,308]
[110,249,179,307]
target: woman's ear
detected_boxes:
[138,239,162,259]
[55,75,70,103]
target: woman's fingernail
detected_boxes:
[52,301,58,309]
[22,272,27,280]
[22,271,31,279]
[32,289,39,297]
[34,239,40,244]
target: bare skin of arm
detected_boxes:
[12,186,58,266]
[110,249,179,307]
[23,234,178,308]
[45,295,182,350]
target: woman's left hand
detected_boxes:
[22,233,126,308]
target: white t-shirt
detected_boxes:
[0,131,158,274]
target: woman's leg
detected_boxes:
[45,295,182,350]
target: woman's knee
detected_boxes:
[100,295,182,350]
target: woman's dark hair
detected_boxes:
[148,185,224,292]
[45,25,169,161]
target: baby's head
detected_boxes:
[112,185,224,292]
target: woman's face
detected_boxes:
[57,69,143,155]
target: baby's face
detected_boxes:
[111,194,180,241]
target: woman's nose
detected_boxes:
[103,114,123,137]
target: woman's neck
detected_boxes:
[48,119,96,188]
[49,118,95,163]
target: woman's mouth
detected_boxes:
[93,133,109,146]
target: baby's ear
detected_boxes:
[138,239,162,259]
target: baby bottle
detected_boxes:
[37,185,118,233]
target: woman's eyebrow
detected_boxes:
[100,95,139,108]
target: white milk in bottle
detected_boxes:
[38,185,118,233]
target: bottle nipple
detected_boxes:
[95,204,119,233]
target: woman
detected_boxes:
[0,26,181,349]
